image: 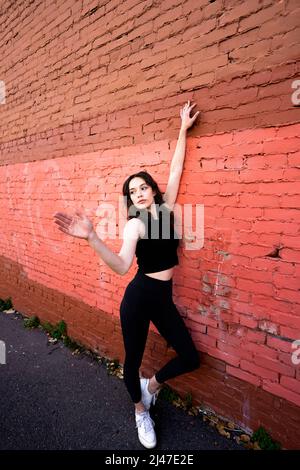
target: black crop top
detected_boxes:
[135,205,180,273]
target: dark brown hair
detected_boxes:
[122,170,164,218]
[122,170,176,236]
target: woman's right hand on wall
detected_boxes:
[180,100,200,131]
[53,209,95,241]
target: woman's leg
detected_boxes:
[120,297,150,405]
[120,293,157,450]
[151,300,200,385]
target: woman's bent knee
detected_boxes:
[192,352,200,370]
[186,350,200,371]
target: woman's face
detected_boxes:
[129,177,156,210]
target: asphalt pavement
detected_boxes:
[0,309,243,452]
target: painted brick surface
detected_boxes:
[1,0,300,449]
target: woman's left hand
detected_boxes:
[180,100,200,131]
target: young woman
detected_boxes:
[54,100,200,449]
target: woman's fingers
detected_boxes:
[187,102,196,111]
[57,226,68,234]
[54,217,67,225]
[58,226,74,237]
[54,212,72,223]
[54,219,70,230]
[191,111,200,123]
[183,101,197,112]
[54,213,74,230]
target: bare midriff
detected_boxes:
[145,267,174,281]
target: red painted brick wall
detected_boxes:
[1,0,300,449]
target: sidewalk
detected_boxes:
[0,310,242,451]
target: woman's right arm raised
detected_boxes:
[53,210,140,276]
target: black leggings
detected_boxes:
[120,270,200,403]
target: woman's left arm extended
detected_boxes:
[164,100,200,210]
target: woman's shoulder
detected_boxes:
[126,216,145,239]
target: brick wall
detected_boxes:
[1,0,300,449]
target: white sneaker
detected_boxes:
[135,411,157,449]
[140,378,159,411]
